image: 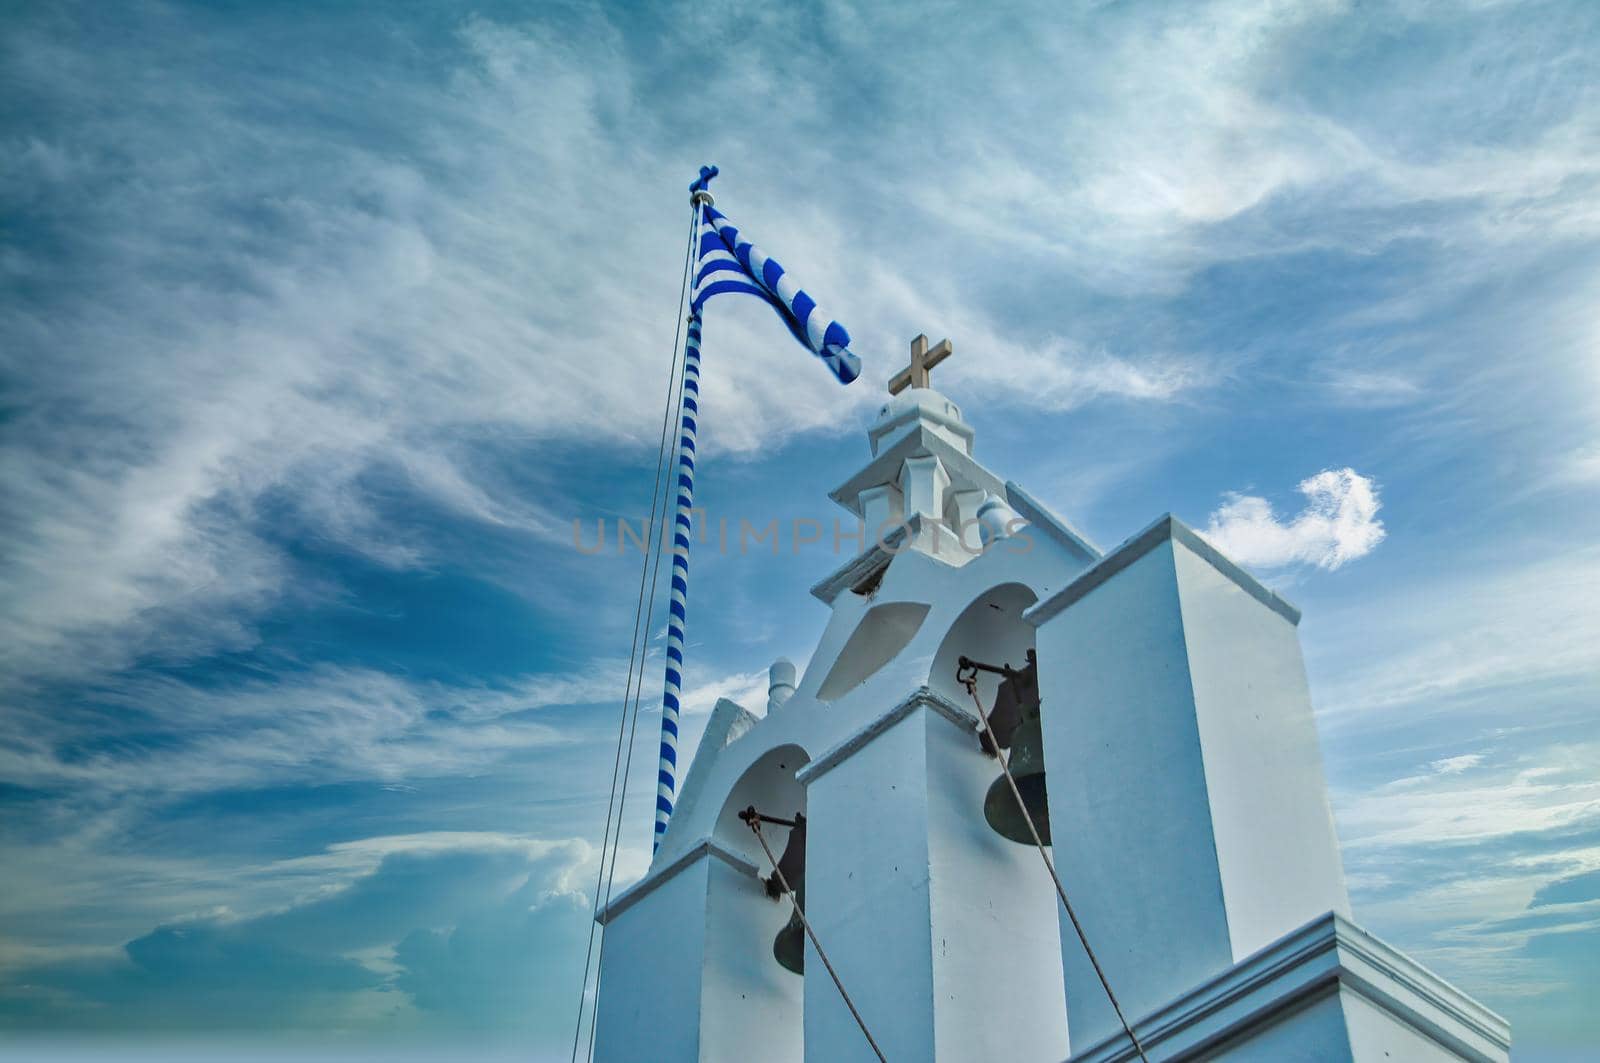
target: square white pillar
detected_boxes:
[898,454,950,523]
[1025,516,1349,1052]
[594,838,803,1062]
[858,483,903,542]
[796,688,1069,1062]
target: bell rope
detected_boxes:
[958,665,1150,1063]
[741,806,887,1062]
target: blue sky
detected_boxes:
[2,0,1598,1060]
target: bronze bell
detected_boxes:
[766,813,806,975]
[773,906,805,975]
[984,714,1050,844]
[960,650,1050,845]
[981,654,1032,754]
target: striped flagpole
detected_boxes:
[654,308,702,850]
[652,167,858,849]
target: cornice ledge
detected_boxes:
[595,836,759,926]
[808,516,920,604]
[796,685,977,786]
[1332,914,1511,1051]
[1005,481,1101,563]
[1025,514,1302,629]
[1067,912,1510,1063]
[828,427,1006,516]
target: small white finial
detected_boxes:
[977,495,1026,546]
[767,658,797,714]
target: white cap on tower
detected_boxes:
[767,657,797,714]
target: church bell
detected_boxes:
[766,812,806,975]
[984,715,1050,844]
[959,650,1051,845]
[773,907,805,975]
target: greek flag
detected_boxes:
[653,167,861,850]
[687,166,861,385]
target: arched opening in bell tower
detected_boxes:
[920,581,1070,1055]
[714,743,809,869]
[929,581,1038,708]
[701,743,810,1062]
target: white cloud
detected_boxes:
[1302,543,1600,1014]
[902,0,1600,293]
[1200,467,1387,570]
[1330,740,1600,998]
[675,668,772,717]
[1432,753,1486,775]
[1540,445,1600,492]
[1341,753,1600,854]
[1320,370,1426,408]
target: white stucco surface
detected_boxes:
[1029,535,1234,1047]
[1028,516,1352,1051]
[802,703,939,1061]
[590,390,1507,1062]
[592,390,1094,1060]
[923,694,1070,1060]
[1171,534,1350,958]
[591,849,714,1062]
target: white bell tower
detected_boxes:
[590,336,1512,1063]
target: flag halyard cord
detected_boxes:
[571,202,700,1063]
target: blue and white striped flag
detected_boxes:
[687,166,861,385]
[653,166,860,850]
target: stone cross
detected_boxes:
[888,334,953,395]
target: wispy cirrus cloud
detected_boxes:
[0,658,664,800]
[1331,735,1600,1037]
[7,0,1597,691]
[1311,545,1600,721]
[1311,541,1600,1044]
